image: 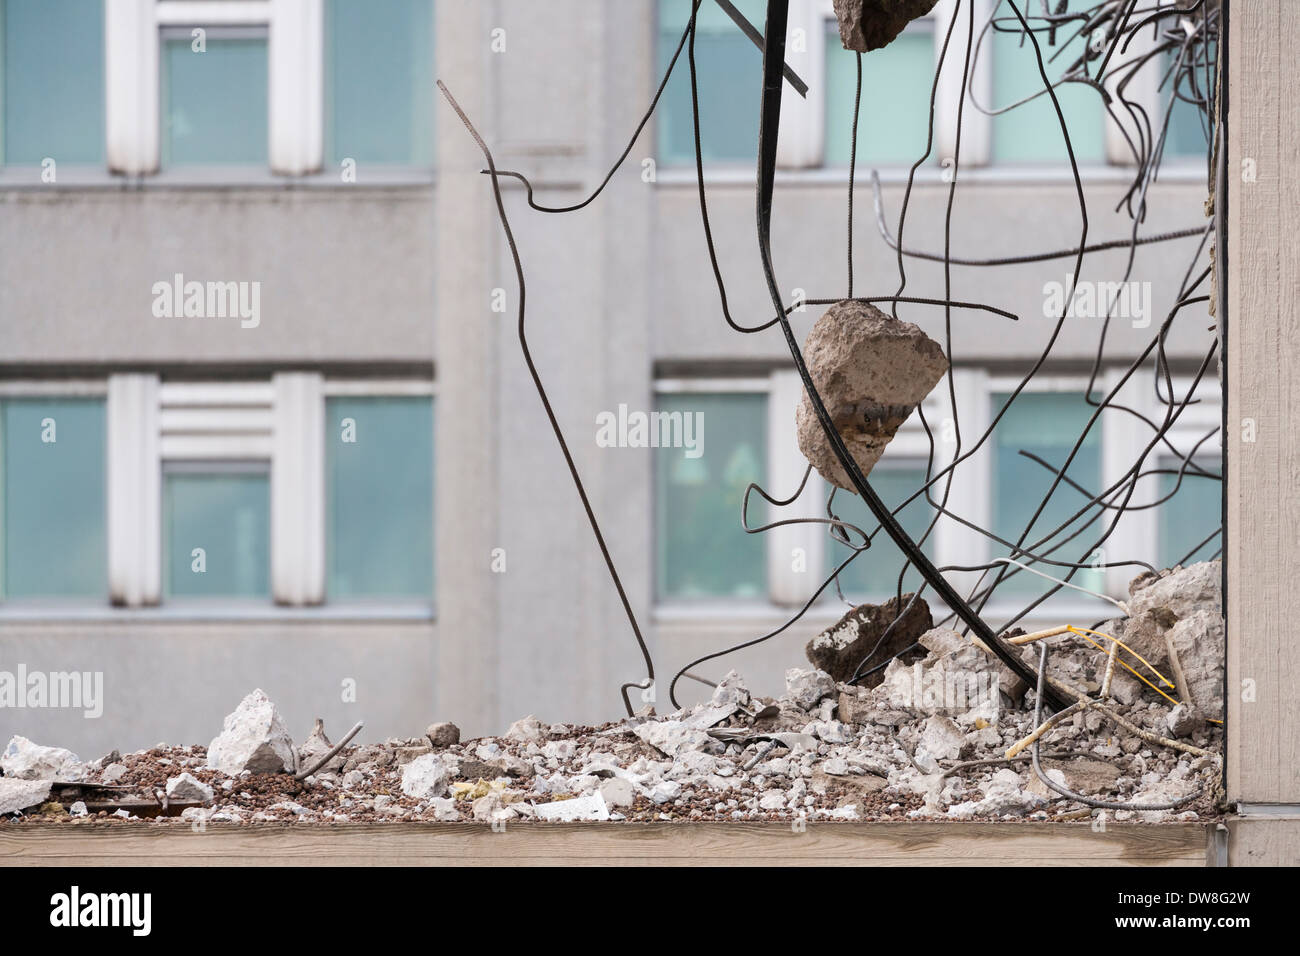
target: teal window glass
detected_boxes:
[655,392,766,600]
[991,21,1105,164]
[657,0,763,165]
[1163,45,1215,160]
[326,396,434,599]
[0,398,105,599]
[0,0,105,164]
[824,22,933,166]
[325,0,434,165]
[827,462,934,597]
[164,468,270,598]
[1157,458,1220,568]
[990,392,1104,597]
[162,32,268,166]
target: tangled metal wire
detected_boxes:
[438,0,1222,720]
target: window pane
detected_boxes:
[326,397,433,599]
[990,392,1104,597]
[657,0,763,165]
[162,33,267,165]
[826,463,934,597]
[164,471,269,597]
[655,392,766,600]
[824,24,933,166]
[1158,459,1220,568]
[1,398,105,598]
[991,22,1105,164]
[1163,45,1215,160]
[325,0,434,165]
[1,0,105,164]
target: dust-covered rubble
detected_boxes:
[0,562,1226,828]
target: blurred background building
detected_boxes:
[0,0,1219,753]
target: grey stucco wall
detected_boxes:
[0,186,435,367]
[0,619,436,756]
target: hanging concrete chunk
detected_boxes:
[832,0,940,53]
[795,300,948,492]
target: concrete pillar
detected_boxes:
[433,0,501,736]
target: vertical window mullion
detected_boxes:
[768,369,822,605]
[272,372,325,605]
[106,0,158,174]
[269,0,322,174]
[107,373,161,606]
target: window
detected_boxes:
[325,0,434,166]
[163,463,270,598]
[823,20,933,167]
[0,397,106,599]
[990,20,1105,164]
[161,28,268,166]
[1162,45,1215,161]
[0,0,105,165]
[326,396,434,599]
[826,461,935,597]
[1157,457,1220,568]
[655,391,767,600]
[990,391,1104,596]
[656,0,763,165]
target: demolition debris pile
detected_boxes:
[1,561,1223,826]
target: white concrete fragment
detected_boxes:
[0,777,53,815]
[165,772,214,804]
[400,752,450,799]
[784,668,837,710]
[918,715,966,762]
[634,719,713,757]
[505,714,547,742]
[205,689,295,775]
[533,791,610,822]
[1,736,83,781]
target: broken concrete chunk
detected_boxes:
[205,689,295,776]
[1,736,83,781]
[298,718,343,774]
[400,752,450,799]
[0,777,54,815]
[796,301,948,492]
[598,776,636,809]
[505,714,547,743]
[1127,559,1220,616]
[917,715,966,762]
[807,593,933,684]
[634,719,713,757]
[784,668,837,710]
[533,791,610,822]
[426,721,461,748]
[1165,608,1225,718]
[709,670,751,710]
[165,772,214,804]
[831,0,940,52]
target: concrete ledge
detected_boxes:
[0,821,1212,867]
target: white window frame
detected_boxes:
[770,0,1187,173]
[654,366,1221,625]
[106,0,322,175]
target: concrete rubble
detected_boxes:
[205,689,295,776]
[831,0,941,53]
[0,561,1226,827]
[807,592,933,683]
[796,300,949,492]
